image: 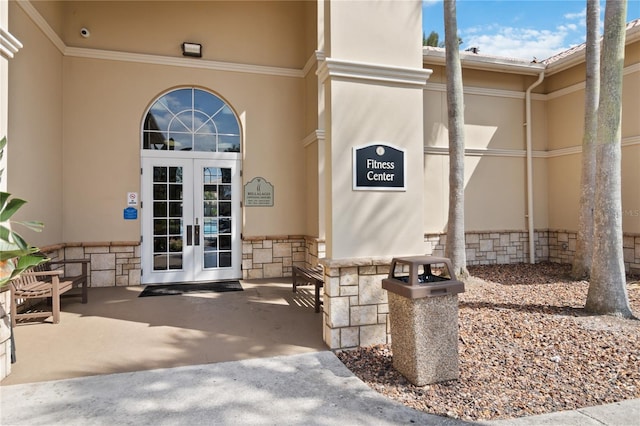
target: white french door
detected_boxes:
[141,156,241,284]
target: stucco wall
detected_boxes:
[326,78,425,259]
[305,141,320,237]
[8,2,64,247]
[423,76,549,233]
[327,0,422,67]
[545,55,640,233]
[622,145,640,234]
[59,1,308,69]
[7,0,640,260]
[60,57,306,242]
[12,1,310,244]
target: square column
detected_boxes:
[318,1,432,348]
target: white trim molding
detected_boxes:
[0,25,23,59]
[424,135,640,158]
[425,83,528,100]
[303,50,326,77]
[302,129,325,148]
[17,0,302,78]
[546,63,640,100]
[424,146,534,158]
[425,82,546,101]
[64,47,303,78]
[16,0,65,53]
[318,58,432,88]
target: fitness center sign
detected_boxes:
[353,143,406,191]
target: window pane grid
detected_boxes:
[143,88,240,152]
[152,166,184,271]
[202,167,232,269]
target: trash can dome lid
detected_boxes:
[392,255,451,264]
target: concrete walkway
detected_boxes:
[2,351,639,425]
[1,352,466,425]
[2,282,638,425]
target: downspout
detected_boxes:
[525,71,545,264]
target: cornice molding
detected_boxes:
[318,58,432,88]
[424,135,640,158]
[302,129,325,148]
[302,50,325,77]
[64,47,303,78]
[424,146,532,157]
[426,61,638,102]
[16,0,65,53]
[0,25,23,59]
[18,0,302,78]
[545,62,640,100]
[425,82,547,101]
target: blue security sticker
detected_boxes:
[123,207,138,220]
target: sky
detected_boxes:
[422,0,640,61]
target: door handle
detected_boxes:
[186,225,193,246]
[194,225,200,245]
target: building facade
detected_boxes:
[1,1,639,367]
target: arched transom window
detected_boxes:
[143,88,240,152]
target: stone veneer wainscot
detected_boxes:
[7,231,636,357]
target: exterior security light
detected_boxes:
[182,42,202,58]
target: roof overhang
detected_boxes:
[423,19,640,77]
[544,19,640,75]
[423,47,545,76]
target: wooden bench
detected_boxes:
[10,270,74,326]
[33,256,91,304]
[292,265,324,313]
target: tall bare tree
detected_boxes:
[444,0,468,279]
[424,30,439,47]
[586,0,632,317]
[571,0,600,279]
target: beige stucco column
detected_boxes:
[318,0,431,349]
[0,0,23,381]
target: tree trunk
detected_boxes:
[586,0,632,317]
[571,0,600,280]
[443,0,468,279]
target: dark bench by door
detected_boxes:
[292,265,324,313]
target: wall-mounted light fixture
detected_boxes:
[182,42,202,58]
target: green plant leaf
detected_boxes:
[0,197,28,222]
[9,231,28,251]
[0,137,46,288]
[0,248,35,262]
[17,220,45,232]
[15,252,47,270]
[0,192,10,210]
[0,225,11,242]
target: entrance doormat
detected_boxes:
[139,281,243,298]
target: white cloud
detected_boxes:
[460,9,589,61]
[564,7,587,27]
[462,26,572,60]
[564,8,586,21]
[422,0,440,8]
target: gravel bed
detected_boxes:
[336,262,640,422]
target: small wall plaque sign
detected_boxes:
[353,143,406,191]
[244,177,274,207]
[127,192,138,206]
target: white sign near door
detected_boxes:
[127,192,138,206]
[244,177,274,207]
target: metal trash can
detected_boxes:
[382,256,465,386]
